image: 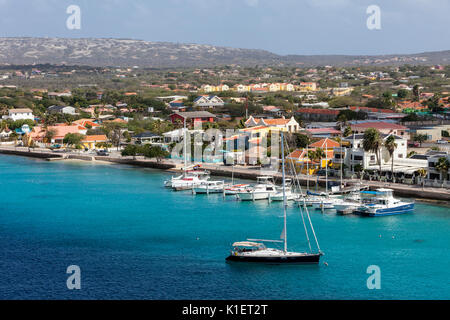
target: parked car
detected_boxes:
[437,140,448,144]
[96,150,109,156]
[408,141,420,147]
[49,144,62,150]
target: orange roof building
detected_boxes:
[309,138,340,149]
[244,116,301,133]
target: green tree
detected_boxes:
[384,135,398,178]
[103,122,126,150]
[293,133,310,148]
[412,85,420,101]
[397,89,409,99]
[336,113,348,130]
[413,133,427,147]
[343,126,353,137]
[44,128,57,145]
[314,148,326,168]
[63,133,84,149]
[362,128,383,173]
[121,144,139,160]
[141,145,169,162]
[435,157,449,182]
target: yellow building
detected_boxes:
[81,135,108,150]
[297,82,318,92]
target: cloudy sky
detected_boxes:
[0,0,449,55]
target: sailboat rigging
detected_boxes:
[226,132,323,264]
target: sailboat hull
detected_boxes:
[225,253,322,264]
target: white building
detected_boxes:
[245,116,301,133]
[4,108,34,121]
[337,133,427,174]
[193,95,225,108]
[47,105,77,115]
[427,152,450,181]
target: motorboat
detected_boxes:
[269,179,299,201]
[333,191,362,214]
[168,170,210,191]
[269,187,298,201]
[223,184,250,195]
[193,180,225,194]
[354,188,414,217]
[236,176,277,201]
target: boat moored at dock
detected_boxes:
[193,180,225,194]
[168,170,210,191]
[355,188,414,217]
[236,176,277,201]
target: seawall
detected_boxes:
[1,148,449,202]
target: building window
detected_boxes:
[398,154,403,158]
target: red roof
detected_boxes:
[309,138,340,149]
[349,106,395,113]
[82,135,107,142]
[306,128,341,134]
[350,122,407,130]
[297,108,339,115]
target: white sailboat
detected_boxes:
[226,132,323,264]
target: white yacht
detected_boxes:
[168,170,210,191]
[269,179,298,201]
[333,191,362,214]
[236,176,277,201]
[193,180,225,194]
[355,188,414,217]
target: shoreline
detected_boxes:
[1,146,450,202]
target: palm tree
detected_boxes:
[363,128,383,173]
[314,148,326,169]
[336,114,348,130]
[435,157,450,185]
[416,168,427,190]
[307,149,317,171]
[343,126,352,137]
[45,129,57,146]
[384,135,398,179]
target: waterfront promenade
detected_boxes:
[1,146,449,202]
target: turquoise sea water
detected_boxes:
[0,154,449,300]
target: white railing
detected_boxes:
[419,178,450,189]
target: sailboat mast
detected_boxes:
[325,141,328,196]
[306,146,309,192]
[340,135,343,190]
[281,132,287,253]
[183,117,187,173]
[231,165,234,185]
